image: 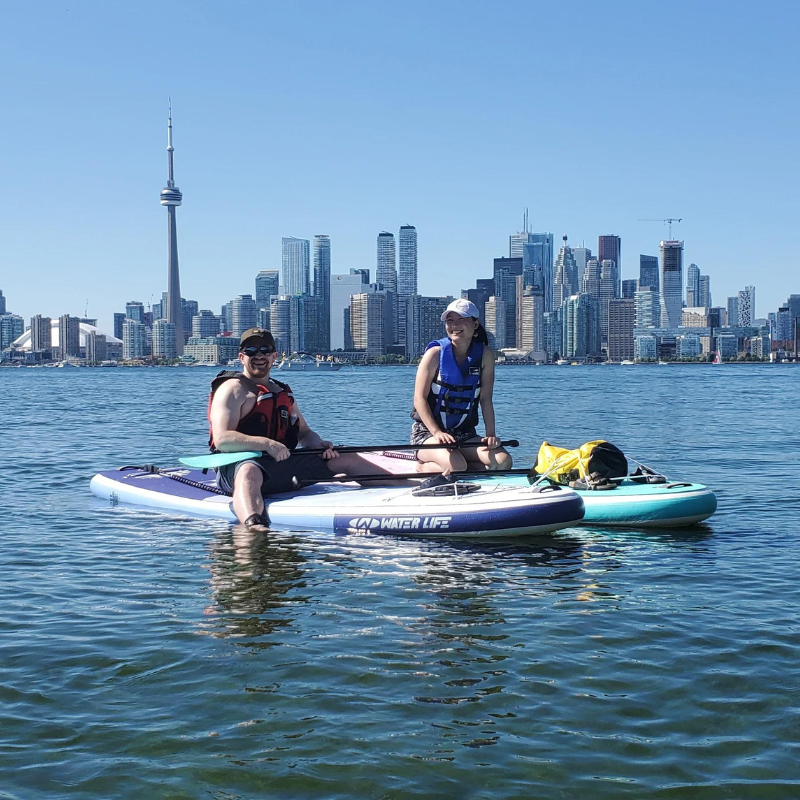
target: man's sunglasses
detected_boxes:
[241,346,276,357]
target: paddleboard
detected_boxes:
[362,453,717,528]
[89,466,585,539]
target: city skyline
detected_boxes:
[1,2,798,332]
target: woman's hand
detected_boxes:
[431,431,457,445]
[482,436,501,450]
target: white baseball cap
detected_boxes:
[440,298,480,321]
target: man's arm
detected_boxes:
[209,380,291,461]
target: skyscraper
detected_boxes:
[493,256,523,347]
[30,315,52,353]
[738,286,756,327]
[659,241,684,328]
[622,279,637,299]
[698,275,712,309]
[152,319,177,359]
[270,296,292,353]
[726,296,739,327]
[686,264,700,308]
[313,235,331,350]
[282,238,311,296]
[0,290,5,315]
[58,314,80,358]
[552,235,578,310]
[231,295,258,338]
[562,294,601,360]
[398,226,417,295]
[484,297,506,349]
[521,233,554,312]
[376,232,397,294]
[608,299,636,362]
[330,271,369,350]
[255,270,280,308]
[350,292,389,356]
[639,255,659,291]
[160,102,184,356]
[598,235,621,296]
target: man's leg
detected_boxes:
[232,461,270,531]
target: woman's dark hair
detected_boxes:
[473,321,489,346]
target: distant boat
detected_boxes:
[556,359,569,365]
[712,349,722,365]
[621,359,635,365]
[275,353,342,372]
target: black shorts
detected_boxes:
[410,422,479,447]
[215,452,334,495]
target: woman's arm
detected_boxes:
[413,347,456,444]
[478,348,500,448]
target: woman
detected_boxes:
[411,298,512,476]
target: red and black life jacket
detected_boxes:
[207,371,299,452]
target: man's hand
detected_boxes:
[431,430,457,445]
[482,436,501,450]
[318,441,338,460]
[265,441,291,462]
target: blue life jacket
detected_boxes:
[417,337,483,433]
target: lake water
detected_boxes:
[2,364,799,798]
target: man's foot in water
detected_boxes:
[243,513,270,532]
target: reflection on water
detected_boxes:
[201,527,307,645]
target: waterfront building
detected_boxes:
[484,296,507,349]
[493,257,523,348]
[290,294,325,353]
[376,232,397,294]
[330,271,369,350]
[635,334,657,361]
[607,299,636,362]
[681,307,709,327]
[750,333,771,359]
[58,315,81,359]
[677,333,701,359]
[599,259,617,341]
[192,310,221,338]
[152,319,177,359]
[312,235,331,350]
[0,290,5,315]
[686,264,700,308]
[184,336,239,365]
[350,291,389,357]
[160,103,184,355]
[516,289,544,353]
[255,269,280,308]
[282,237,311,297]
[659,240,684,328]
[125,301,145,324]
[717,333,738,359]
[622,279,637,299]
[231,294,257,338]
[542,310,563,360]
[552,236,578,311]
[30,315,52,353]
[776,306,793,341]
[738,286,756,327]
[404,295,452,359]
[122,319,148,360]
[269,296,292,354]
[0,314,24,350]
[727,296,739,327]
[220,302,233,334]
[598,235,621,295]
[85,331,107,364]
[635,288,661,328]
[562,293,601,360]
[639,254,659,292]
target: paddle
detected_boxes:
[291,467,532,489]
[179,439,520,470]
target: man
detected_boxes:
[208,328,391,532]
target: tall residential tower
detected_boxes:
[160,101,184,355]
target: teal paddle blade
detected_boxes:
[179,451,262,469]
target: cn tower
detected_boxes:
[160,100,184,354]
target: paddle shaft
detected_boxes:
[292,467,531,488]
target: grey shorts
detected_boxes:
[216,452,334,495]
[410,422,479,448]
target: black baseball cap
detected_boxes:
[239,328,276,351]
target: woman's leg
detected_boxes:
[416,437,468,475]
[460,439,513,471]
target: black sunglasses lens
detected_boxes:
[243,346,274,356]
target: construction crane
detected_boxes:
[638,217,683,239]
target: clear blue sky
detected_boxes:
[1,0,797,333]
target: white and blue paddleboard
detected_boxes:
[89,467,585,539]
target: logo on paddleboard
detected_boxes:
[344,515,453,534]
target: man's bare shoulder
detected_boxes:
[212,375,256,405]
